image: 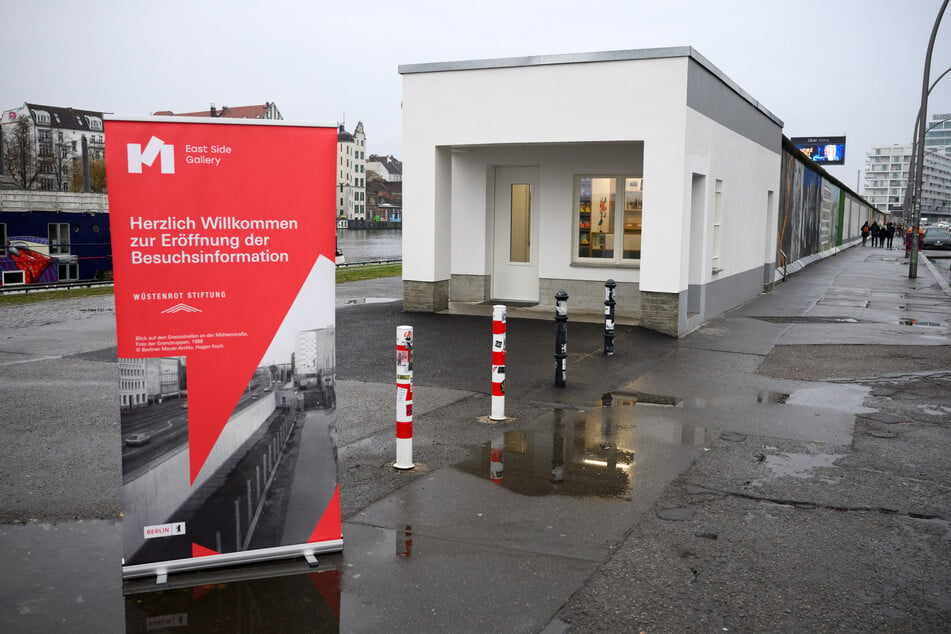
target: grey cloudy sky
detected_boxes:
[4,0,950,188]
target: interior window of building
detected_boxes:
[575,176,642,263]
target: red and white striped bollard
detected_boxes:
[395,325,414,469]
[490,305,506,420]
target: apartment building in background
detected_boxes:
[1,103,107,191]
[864,143,951,221]
[152,102,283,120]
[366,154,402,182]
[337,122,367,222]
[924,111,951,157]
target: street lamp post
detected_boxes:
[900,66,951,243]
[909,0,949,279]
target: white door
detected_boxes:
[492,167,539,302]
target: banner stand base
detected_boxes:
[123,548,341,597]
[122,539,343,584]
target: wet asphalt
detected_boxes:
[1,245,949,632]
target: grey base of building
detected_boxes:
[404,279,450,312]
[447,275,643,311]
[407,264,769,337]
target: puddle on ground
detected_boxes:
[899,318,942,327]
[456,403,712,501]
[757,391,789,404]
[123,558,341,632]
[753,452,844,487]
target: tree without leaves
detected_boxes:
[1,118,39,189]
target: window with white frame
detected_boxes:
[58,262,78,280]
[712,179,723,272]
[3,270,26,285]
[49,223,70,255]
[574,175,643,263]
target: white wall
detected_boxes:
[402,57,691,284]
[680,108,781,292]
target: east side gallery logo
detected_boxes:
[127,136,175,174]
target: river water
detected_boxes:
[336,229,402,263]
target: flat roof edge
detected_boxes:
[686,49,783,127]
[398,46,695,75]
[399,47,783,128]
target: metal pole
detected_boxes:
[910,0,949,278]
[554,290,568,387]
[395,325,414,469]
[490,305,506,420]
[603,279,616,356]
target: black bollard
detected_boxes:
[603,279,616,356]
[554,290,568,387]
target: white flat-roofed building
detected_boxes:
[399,47,783,337]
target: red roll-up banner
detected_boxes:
[105,116,342,578]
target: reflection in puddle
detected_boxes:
[458,404,711,501]
[123,561,341,633]
[757,391,789,404]
[396,525,413,558]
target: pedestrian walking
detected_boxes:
[885,222,896,249]
[870,221,880,247]
[861,221,870,246]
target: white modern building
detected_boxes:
[337,122,367,221]
[864,144,951,221]
[399,48,783,337]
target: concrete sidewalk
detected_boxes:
[330,246,950,632]
[1,246,949,632]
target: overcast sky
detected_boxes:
[4,0,950,189]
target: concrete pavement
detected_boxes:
[1,245,949,632]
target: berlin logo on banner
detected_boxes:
[106,115,342,580]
